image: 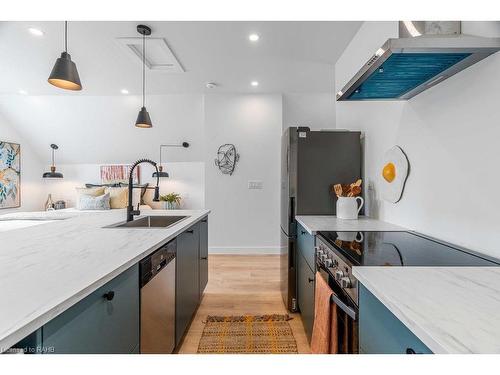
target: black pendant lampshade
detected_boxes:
[152,142,190,178]
[135,106,152,128]
[42,144,64,179]
[48,21,82,91]
[135,25,153,128]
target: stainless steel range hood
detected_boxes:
[336,22,500,101]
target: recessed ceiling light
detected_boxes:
[251,81,259,87]
[206,82,217,89]
[18,89,27,95]
[121,89,129,94]
[28,27,44,37]
[248,33,260,42]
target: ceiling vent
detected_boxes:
[117,37,184,73]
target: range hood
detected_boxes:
[336,21,500,101]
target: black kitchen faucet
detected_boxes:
[126,159,160,222]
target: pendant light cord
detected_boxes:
[51,148,55,168]
[142,32,145,108]
[64,21,68,53]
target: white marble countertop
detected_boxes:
[0,209,209,352]
[295,215,407,234]
[353,266,500,354]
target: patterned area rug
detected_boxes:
[197,314,298,354]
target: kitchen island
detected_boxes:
[0,209,209,353]
[354,266,500,354]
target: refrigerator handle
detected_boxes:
[286,148,289,173]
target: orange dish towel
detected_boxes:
[310,271,338,354]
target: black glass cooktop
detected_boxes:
[317,231,498,267]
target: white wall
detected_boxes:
[0,94,205,164]
[282,93,336,131]
[204,94,282,253]
[0,113,45,213]
[335,21,500,259]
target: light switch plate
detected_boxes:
[248,180,263,190]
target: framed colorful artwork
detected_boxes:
[100,164,140,185]
[0,141,21,209]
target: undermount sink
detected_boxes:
[105,215,188,228]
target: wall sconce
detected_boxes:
[42,144,64,178]
[152,142,190,178]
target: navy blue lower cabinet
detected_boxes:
[42,265,140,354]
[175,223,200,346]
[359,284,432,354]
[296,222,315,270]
[297,251,315,342]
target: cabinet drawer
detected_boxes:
[297,251,315,342]
[359,285,432,354]
[297,222,315,270]
[42,265,139,354]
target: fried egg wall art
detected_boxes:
[381,146,409,203]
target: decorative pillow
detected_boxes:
[75,187,106,209]
[104,187,142,209]
[118,182,149,204]
[105,187,128,209]
[132,188,142,207]
[76,186,105,196]
[142,188,162,209]
[79,193,111,210]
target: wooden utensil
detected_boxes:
[333,184,343,197]
[333,179,362,197]
[348,185,362,197]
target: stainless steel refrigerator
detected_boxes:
[280,127,361,311]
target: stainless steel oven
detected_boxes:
[315,237,359,354]
[314,230,500,354]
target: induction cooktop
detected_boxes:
[317,231,498,267]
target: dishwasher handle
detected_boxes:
[140,248,176,287]
[156,259,167,271]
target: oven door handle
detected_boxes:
[331,293,357,320]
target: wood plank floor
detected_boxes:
[177,254,311,354]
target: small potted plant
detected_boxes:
[160,192,181,209]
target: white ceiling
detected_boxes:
[0,21,361,95]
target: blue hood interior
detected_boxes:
[347,53,472,100]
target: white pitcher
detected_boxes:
[336,196,364,220]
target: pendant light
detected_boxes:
[152,142,190,178]
[48,21,82,91]
[42,144,63,178]
[135,25,153,128]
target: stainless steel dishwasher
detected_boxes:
[140,239,176,353]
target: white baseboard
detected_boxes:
[209,246,280,255]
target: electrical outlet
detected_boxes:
[248,180,263,190]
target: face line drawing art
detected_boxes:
[214,144,240,176]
